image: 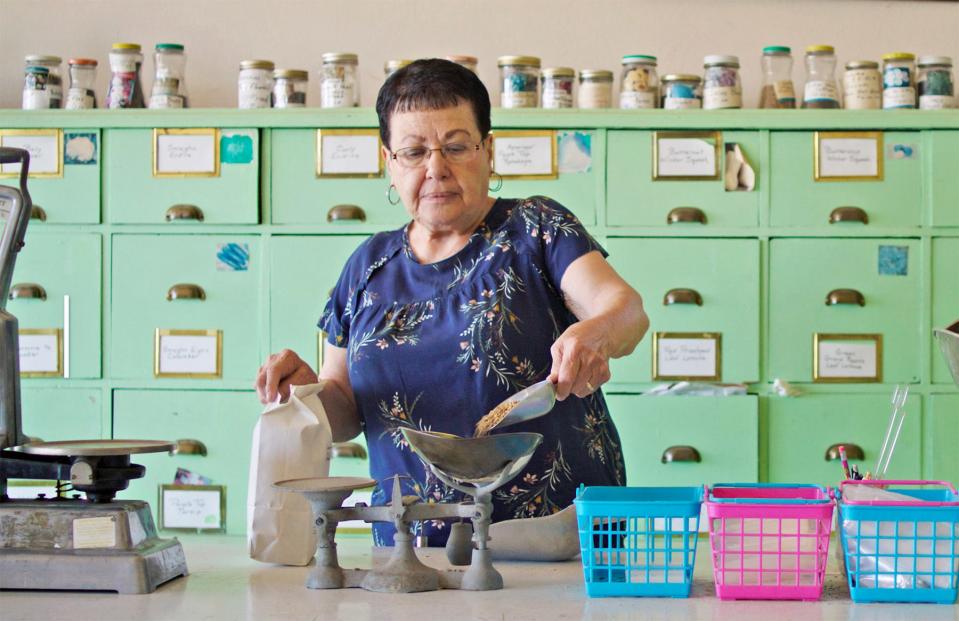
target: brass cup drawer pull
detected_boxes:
[171,438,208,456]
[166,283,206,301]
[825,288,865,307]
[30,205,47,221]
[663,288,703,306]
[661,445,702,464]
[667,207,707,225]
[9,283,47,301]
[165,204,204,222]
[332,442,368,460]
[829,206,868,225]
[825,443,864,462]
[327,204,367,223]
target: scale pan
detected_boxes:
[401,428,542,483]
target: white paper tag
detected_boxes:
[73,516,117,549]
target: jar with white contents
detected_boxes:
[702,55,742,109]
[238,60,275,109]
[320,53,359,108]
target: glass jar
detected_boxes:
[619,54,658,109]
[882,52,916,109]
[497,56,540,108]
[759,46,796,109]
[541,67,574,109]
[660,74,703,109]
[149,43,188,109]
[65,58,98,109]
[843,61,881,110]
[446,55,478,73]
[107,43,145,109]
[802,45,839,109]
[384,59,412,78]
[578,70,614,108]
[320,52,359,108]
[24,55,62,108]
[273,69,308,108]
[917,56,955,110]
[237,60,275,109]
[22,66,50,110]
[702,55,742,109]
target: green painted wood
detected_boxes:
[9,231,101,378]
[103,128,258,224]
[770,131,922,228]
[929,131,959,227]
[766,393,921,486]
[932,237,959,384]
[606,238,760,384]
[19,388,103,442]
[111,234,261,381]
[927,394,959,482]
[606,130,760,227]
[606,394,758,486]
[769,238,921,383]
[112,389,259,535]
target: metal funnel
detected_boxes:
[934,321,959,387]
[401,428,542,487]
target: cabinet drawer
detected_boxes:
[770,131,921,228]
[20,388,103,443]
[104,128,259,224]
[932,237,959,384]
[9,232,101,378]
[113,390,260,535]
[767,394,921,486]
[769,238,920,383]
[930,131,959,227]
[606,130,760,227]
[330,437,371,479]
[927,394,959,482]
[607,394,758,486]
[0,128,100,224]
[607,238,759,384]
[111,235,261,381]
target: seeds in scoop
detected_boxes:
[474,400,518,436]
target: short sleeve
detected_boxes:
[318,239,373,347]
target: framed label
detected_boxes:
[492,130,557,179]
[316,129,383,177]
[814,131,884,181]
[0,129,63,177]
[159,484,226,532]
[153,128,220,177]
[317,331,327,371]
[154,329,223,378]
[653,131,721,180]
[653,332,721,381]
[814,333,882,383]
[18,328,63,377]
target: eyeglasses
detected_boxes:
[389,142,482,168]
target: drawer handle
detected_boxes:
[166,283,206,301]
[9,283,47,301]
[661,445,702,464]
[171,438,208,456]
[666,207,707,225]
[663,288,703,306]
[332,442,368,460]
[829,207,868,225]
[825,288,865,307]
[30,205,47,221]
[825,443,864,462]
[327,204,367,223]
[165,204,204,222]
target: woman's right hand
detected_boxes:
[254,349,318,404]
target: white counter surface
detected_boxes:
[3,534,956,621]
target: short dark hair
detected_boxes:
[375,58,491,150]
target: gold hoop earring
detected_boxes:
[489,172,503,193]
[386,184,401,205]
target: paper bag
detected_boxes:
[247,382,332,565]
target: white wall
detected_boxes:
[1,0,957,109]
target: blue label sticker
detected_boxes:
[220,133,254,164]
[878,245,908,276]
[887,143,918,160]
[63,132,97,165]
[557,131,592,174]
[216,242,250,271]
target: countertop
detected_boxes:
[2,534,956,621]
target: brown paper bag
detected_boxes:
[247,382,332,565]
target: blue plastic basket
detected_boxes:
[573,485,704,598]
[838,480,959,604]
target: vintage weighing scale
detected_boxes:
[0,147,188,593]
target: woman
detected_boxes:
[255,58,648,546]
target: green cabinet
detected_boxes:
[607,394,758,486]
[932,237,959,384]
[929,131,959,227]
[19,388,103,443]
[927,394,959,481]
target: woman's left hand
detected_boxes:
[548,317,611,400]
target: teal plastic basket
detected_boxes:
[573,485,704,598]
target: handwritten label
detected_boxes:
[818,137,879,178]
[0,133,60,174]
[157,332,220,375]
[156,132,217,174]
[656,138,716,177]
[319,133,380,175]
[656,335,719,379]
[817,340,878,379]
[494,135,554,177]
[162,487,223,529]
[73,516,117,549]
[18,331,60,374]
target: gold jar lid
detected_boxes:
[806,45,835,55]
[446,55,478,65]
[882,52,916,62]
[322,52,358,65]
[497,55,541,68]
[240,60,275,71]
[661,73,702,83]
[274,69,308,80]
[542,67,575,78]
[579,69,613,81]
[845,60,879,70]
[112,43,142,51]
[384,59,413,72]
[918,56,953,67]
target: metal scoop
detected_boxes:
[484,379,557,433]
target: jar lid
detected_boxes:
[661,73,702,83]
[446,55,478,65]
[918,55,952,67]
[384,59,413,72]
[621,54,657,65]
[112,43,142,51]
[806,45,835,54]
[882,52,915,61]
[240,60,275,70]
[497,55,541,68]
[155,43,185,51]
[25,66,50,74]
[274,69,309,80]
[845,60,879,70]
[542,67,575,78]
[703,55,739,67]
[322,53,358,64]
[762,46,791,55]
[24,55,62,64]
[68,58,99,66]
[579,69,613,81]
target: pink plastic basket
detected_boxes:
[706,484,835,601]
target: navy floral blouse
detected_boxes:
[320,196,626,546]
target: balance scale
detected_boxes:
[0,147,187,594]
